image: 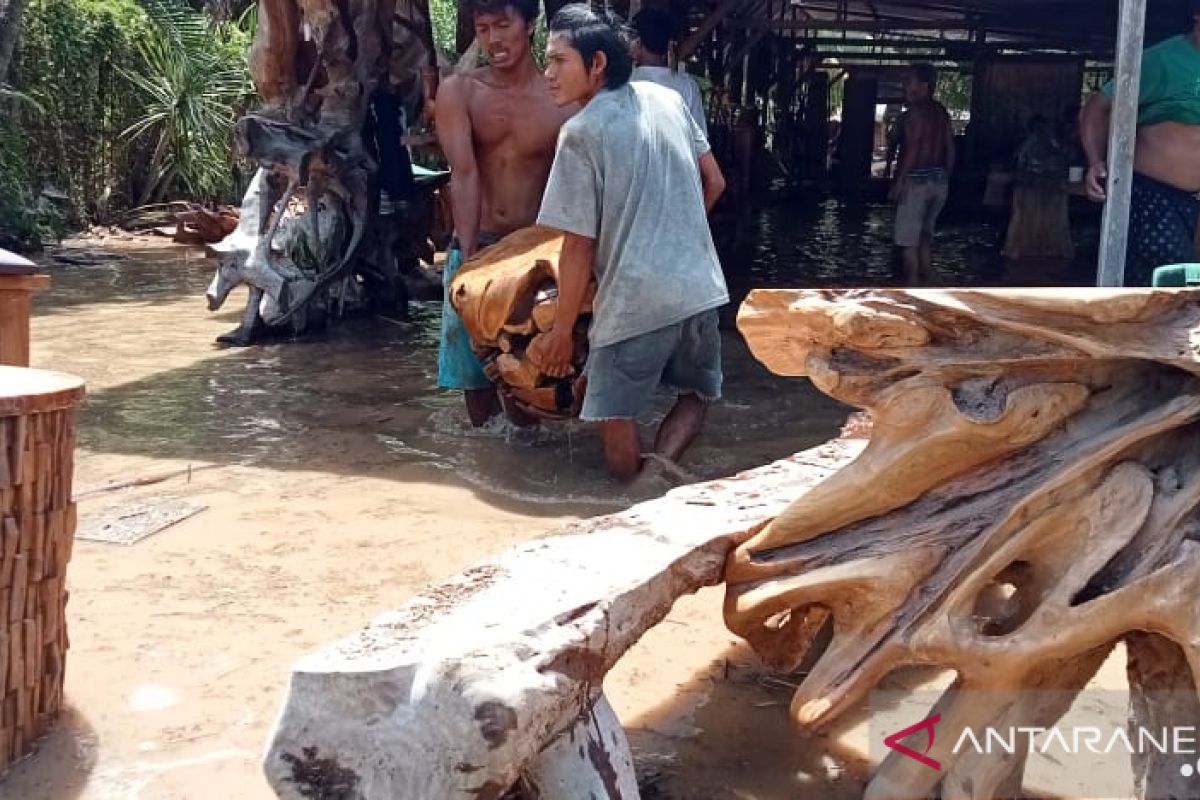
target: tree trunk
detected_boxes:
[0,0,30,87]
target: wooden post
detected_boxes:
[1096,0,1146,287]
[0,274,49,368]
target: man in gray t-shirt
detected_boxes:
[529,4,728,482]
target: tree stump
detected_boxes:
[726,288,1200,798]
[206,0,440,344]
[0,367,84,773]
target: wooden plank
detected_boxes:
[0,627,9,698]
[8,555,26,624]
[23,619,36,689]
[0,418,10,489]
[0,517,16,589]
[7,623,21,694]
[30,514,44,581]
[8,416,25,488]
[1096,0,1146,287]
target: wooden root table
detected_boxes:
[0,367,84,772]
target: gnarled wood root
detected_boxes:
[726,288,1200,798]
[450,226,596,420]
[206,0,437,343]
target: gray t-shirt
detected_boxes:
[631,65,708,136]
[536,81,728,349]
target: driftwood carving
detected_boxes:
[206,0,444,344]
[727,288,1200,798]
[450,226,595,420]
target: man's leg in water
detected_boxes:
[901,246,922,285]
[582,326,681,483]
[464,388,502,427]
[653,393,707,464]
[654,310,721,472]
[895,184,924,285]
[919,235,936,284]
[599,420,643,482]
[439,243,500,427]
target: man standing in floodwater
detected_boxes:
[529,4,728,483]
[435,0,575,426]
[1081,0,1200,286]
[890,63,955,286]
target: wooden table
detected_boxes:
[0,272,50,368]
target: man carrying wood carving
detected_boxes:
[529,4,728,482]
[1081,0,1200,285]
[435,0,574,426]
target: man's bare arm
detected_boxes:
[529,232,595,378]
[1080,92,1113,201]
[699,152,725,213]
[435,75,482,257]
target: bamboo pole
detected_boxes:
[1096,0,1146,287]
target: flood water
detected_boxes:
[33,195,1099,515]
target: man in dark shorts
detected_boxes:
[890,63,955,286]
[529,4,728,482]
[1081,0,1200,285]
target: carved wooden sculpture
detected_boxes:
[206,0,442,344]
[726,288,1200,799]
[450,226,595,420]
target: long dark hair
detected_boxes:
[548,4,634,90]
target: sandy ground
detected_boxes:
[0,239,1132,800]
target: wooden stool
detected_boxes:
[0,367,85,772]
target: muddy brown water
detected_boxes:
[34,237,859,516]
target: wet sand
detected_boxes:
[2,233,1129,800]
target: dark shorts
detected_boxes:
[581,309,722,422]
[1127,172,1200,287]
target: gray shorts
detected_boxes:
[581,309,722,422]
[895,175,949,247]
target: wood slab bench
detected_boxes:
[263,439,863,799]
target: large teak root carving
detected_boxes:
[727,288,1200,798]
[207,0,443,344]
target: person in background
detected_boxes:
[890,63,955,286]
[1081,0,1200,285]
[530,4,728,482]
[629,7,708,135]
[434,0,575,425]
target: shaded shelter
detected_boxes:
[613,0,1188,285]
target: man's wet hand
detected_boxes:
[1086,162,1108,202]
[528,329,575,378]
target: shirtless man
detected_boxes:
[1081,1,1200,286]
[890,63,955,285]
[435,0,574,425]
